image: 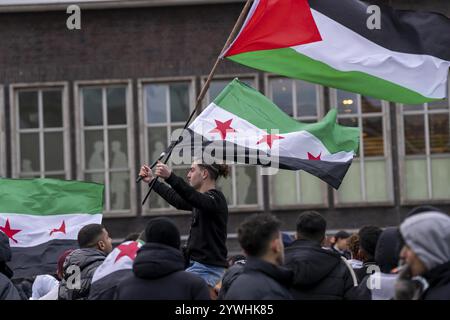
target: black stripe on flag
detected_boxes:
[309,0,450,61]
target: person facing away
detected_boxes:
[395,210,450,300]
[347,233,363,270]
[139,160,229,292]
[114,217,210,300]
[224,214,293,300]
[0,231,21,300]
[355,226,382,283]
[284,211,357,300]
[331,231,351,260]
[58,224,113,300]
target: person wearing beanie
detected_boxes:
[355,226,382,283]
[114,218,210,300]
[395,211,450,300]
[0,231,21,300]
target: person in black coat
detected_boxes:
[224,214,293,300]
[0,231,21,300]
[284,211,357,300]
[331,231,351,260]
[114,217,210,300]
[58,224,112,300]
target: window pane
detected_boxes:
[429,114,450,154]
[146,84,167,124]
[363,117,384,157]
[337,161,362,203]
[85,173,104,184]
[20,133,40,172]
[336,90,358,114]
[271,170,297,205]
[365,160,388,201]
[43,90,63,128]
[170,83,190,122]
[431,158,450,199]
[361,96,382,114]
[85,130,104,169]
[271,78,293,116]
[216,168,233,205]
[338,117,360,157]
[110,171,130,210]
[208,81,228,102]
[83,88,103,126]
[44,132,64,171]
[147,187,169,209]
[403,104,424,112]
[148,127,167,161]
[107,87,127,125]
[405,159,428,200]
[296,81,317,117]
[299,171,323,204]
[108,129,128,169]
[18,91,39,129]
[404,115,425,155]
[428,99,448,110]
[236,166,257,205]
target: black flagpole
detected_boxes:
[140,0,254,206]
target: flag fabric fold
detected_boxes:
[224,0,450,104]
[174,79,359,189]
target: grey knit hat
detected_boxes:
[400,211,450,271]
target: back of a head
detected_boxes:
[145,217,180,249]
[348,233,360,258]
[335,230,350,241]
[296,211,326,243]
[238,214,281,257]
[77,224,105,249]
[374,227,402,273]
[358,226,382,260]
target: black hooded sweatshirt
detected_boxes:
[152,173,228,267]
[114,243,210,300]
[285,239,356,300]
[0,231,21,300]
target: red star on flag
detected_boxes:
[50,221,66,236]
[209,119,237,140]
[0,219,21,244]
[307,152,322,160]
[257,134,284,149]
[114,241,140,263]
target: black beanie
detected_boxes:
[145,218,181,249]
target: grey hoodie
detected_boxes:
[400,211,450,271]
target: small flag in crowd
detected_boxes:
[89,240,143,300]
[224,0,450,104]
[0,178,104,279]
[176,79,359,189]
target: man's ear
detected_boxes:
[97,240,105,251]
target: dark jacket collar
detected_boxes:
[423,261,450,287]
[244,257,292,286]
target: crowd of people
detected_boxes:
[0,160,449,300]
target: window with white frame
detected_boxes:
[267,77,327,207]
[203,76,261,208]
[11,85,70,179]
[332,89,393,204]
[0,86,5,177]
[398,94,450,201]
[77,82,135,214]
[140,79,195,212]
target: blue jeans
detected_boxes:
[185,260,225,287]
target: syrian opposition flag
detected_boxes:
[89,240,143,300]
[174,79,359,189]
[224,0,450,104]
[0,178,103,279]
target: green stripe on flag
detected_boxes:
[0,178,104,215]
[213,79,359,154]
[227,48,437,104]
